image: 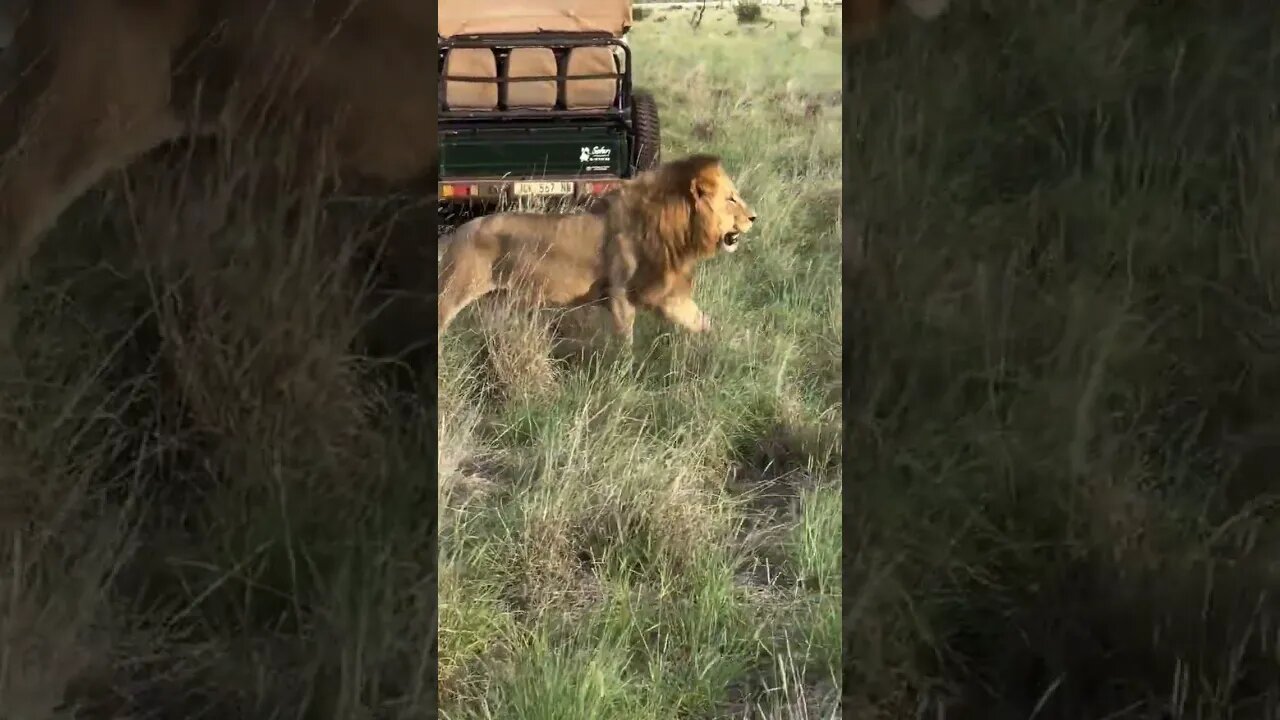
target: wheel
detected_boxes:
[631,90,661,171]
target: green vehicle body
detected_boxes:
[437,5,661,212]
[440,122,630,180]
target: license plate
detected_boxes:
[513,181,574,196]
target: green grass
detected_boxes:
[847,1,1280,717]
[438,7,842,719]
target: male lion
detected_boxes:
[437,154,757,344]
[0,0,435,301]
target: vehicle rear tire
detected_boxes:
[631,90,661,171]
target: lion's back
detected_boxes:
[443,210,609,273]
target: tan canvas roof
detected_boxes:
[440,0,631,38]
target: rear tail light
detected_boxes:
[584,181,619,195]
[440,183,473,198]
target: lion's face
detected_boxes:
[692,166,757,254]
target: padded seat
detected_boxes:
[444,48,498,109]
[564,46,619,109]
[505,47,558,109]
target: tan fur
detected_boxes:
[437,154,758,344]
[0,0,435,298]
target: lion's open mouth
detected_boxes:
[721,231,741,251]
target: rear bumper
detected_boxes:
[438,176,622,204]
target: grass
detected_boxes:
[847,0,1280,717]
[438,7,841,719]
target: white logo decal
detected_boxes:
[579,145,612,165]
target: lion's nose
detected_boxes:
[748,213,757,222]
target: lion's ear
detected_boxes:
[690,176,712,200]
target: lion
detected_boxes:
[437,154,757,345]
[0,0,435,301]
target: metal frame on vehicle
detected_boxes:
[439,34,633,124]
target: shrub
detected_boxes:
[735,2,763,24]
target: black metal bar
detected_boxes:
[497,46,509,108]
[441,32,618,47]
[444,73,619,83]
[440,109,627,121]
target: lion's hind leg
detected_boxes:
[437,250,497,340]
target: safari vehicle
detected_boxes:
[438,0,661,211]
